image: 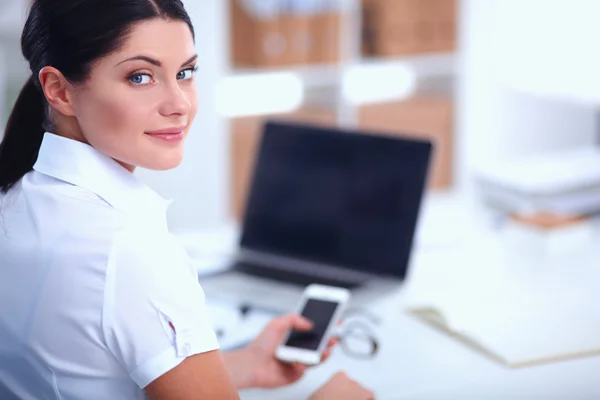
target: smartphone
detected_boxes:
[276,284,350,365]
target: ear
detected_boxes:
[38,66,76,117]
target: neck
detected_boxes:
[51,117,136,174]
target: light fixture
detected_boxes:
[215,72,304,118]
[342,63,417,105]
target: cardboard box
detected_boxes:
[436,0,457,52]
[363,0,420,57]
[254,16,288,67]
[230,108,338,220]
[415,0,437,53]
[281,13,313,66]
[230,0,342,68]
[311,12,342,64]
[230,0,290,68]
[357,96,454,190]
[230,0,256,67]
[361,0,456,57]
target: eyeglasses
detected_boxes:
[336,308,381,360]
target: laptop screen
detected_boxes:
[239,121,432,279]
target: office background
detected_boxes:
[2,0,598,232]
[2,1,600,398]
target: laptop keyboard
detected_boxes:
[234,261,362,289]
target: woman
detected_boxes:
[0,1,375,399]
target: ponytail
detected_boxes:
[0,76,46,194]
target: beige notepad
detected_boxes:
[405,234,600,368]
[408,307,600,368]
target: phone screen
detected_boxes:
[284,299,340,351]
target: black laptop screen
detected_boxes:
[239,121,432,279]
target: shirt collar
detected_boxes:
[33,132,171,213]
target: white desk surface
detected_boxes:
[181,192,600,399]
[238,286,600,399]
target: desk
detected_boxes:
[184,192,600,399]
[238,269,600,399]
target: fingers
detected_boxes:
[319,337,339,362]
[332,371,349,380]
[321,349,332,362]
[282,361,307,381]
[292,314,313,330]
[274,313,313,332]
[296,336,337,367]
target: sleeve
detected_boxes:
[102,227,220,389]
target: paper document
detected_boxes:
[476,147,600,195]
[405,232,600,367]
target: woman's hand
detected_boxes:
[223,314,338,390]
[309,371,375,400]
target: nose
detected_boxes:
[159,83,192,117]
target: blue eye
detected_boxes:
[177,67,197,81]
[129,73,152,85]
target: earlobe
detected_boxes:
[38,66,76,117]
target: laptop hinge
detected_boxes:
[237,248,376,283]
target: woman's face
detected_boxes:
[70,19,198,171]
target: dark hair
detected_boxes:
[0,0,195,194]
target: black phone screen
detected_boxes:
[284,299,340,351]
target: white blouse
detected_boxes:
[0,133,219,400]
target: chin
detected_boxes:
[141,151,184,171]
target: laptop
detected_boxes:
[200,120,433,312]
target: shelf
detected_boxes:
[360,52,457,79]
[228,63,344,88]
[218,52,457,113]
[226,52,456,88]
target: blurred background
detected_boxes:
[2,0,598,232]
[3,1,600,397]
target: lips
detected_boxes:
[145,126,186,143]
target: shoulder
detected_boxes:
[21,170,125,217]
[108,225,196,282]
[105,220,203,320]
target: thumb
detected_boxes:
[280,314,313,331]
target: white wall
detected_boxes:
[0,44,6,127]
[0,0,29,130]
[494,0,600,104]
[457,0,598,188]
[136,0,231,232]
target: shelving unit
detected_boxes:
[219,0,459,221]
[227,51,456,89]
[228,63,343,89]
[220,0,458,116]
[146,0,461,230]
[362,52,457,79]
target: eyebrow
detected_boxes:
[117,54,198,67]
